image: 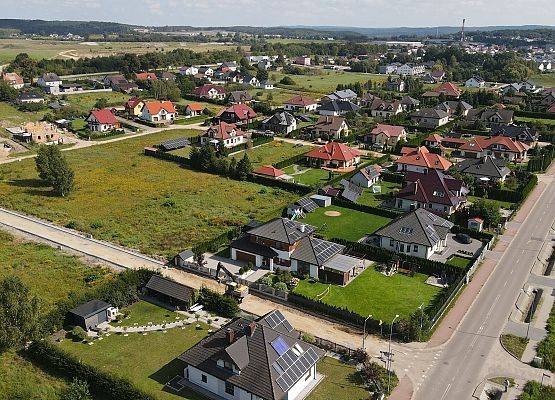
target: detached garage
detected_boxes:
[69,300,118,331]
[145,275,196,310]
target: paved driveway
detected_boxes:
[429,234,483,263]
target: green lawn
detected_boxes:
[168,146,192,157]
[282,164,334,186]
[65,91,130,113]
[536,301,555,372]
[0,129,298,258]
[301,205,391,242]
[515,116,555,126]
[468,195,514,210]
[115,300,180,328]
[176,98,223,115]
[294,266,441,321]
[271,71,388,95]
[0,102,47,130]
[58,323,209,400]
[0,351,67,400]
[70,118,87,131]
[530,73,555,88]
[446,256,473,269]
[500,334,529,360]
[307,357,368,400]
[232,141,310,168]
[357,180,401,207]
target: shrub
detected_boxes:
[71,326,88,342]
[198,287,239,318]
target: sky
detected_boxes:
[2,0,554,28]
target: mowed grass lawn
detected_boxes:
[0,129,298,257]
[515,116,555,126]
[58,323,209,400]
[232,140,310,168]
[282,164,334,187]
[116,300,179,328]
[294,266,441,321]
[272,71,389,94]
[66,91,130,113]
[301,205,391,242]
[468,195,514,210]
[357,180,401,207]
[307,357,367,400]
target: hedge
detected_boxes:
[25,341,155,400]
[198,287,240,318]
[515,110,555,120]
[331,197,402,219]
[273,153,307,169]
[380,171,404,184]
[451,225,494,244]
[249,174,312,195]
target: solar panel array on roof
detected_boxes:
[340,179,363,203]
[275,347,320,392]
[425,225,440,244]
[296,197,318,213]
[312,238,344,265]
[263,310,294,332]
[271,336,290,356]
[158,137,191,151]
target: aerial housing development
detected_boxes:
[0,9,554,400]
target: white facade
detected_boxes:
[396,163,429,174]
[378,236,439,259]
[395,198,455,215]
[397,64,425,76]
[284,103,318,112]
[465,77,485,88]
[140,108,176,123]
[180,66,199,75]
[350,173,379,188]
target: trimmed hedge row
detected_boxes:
[331,197,402,219]
[380,171,405,184]
[515,110,555,120]
[249,174,312,195]
[25,341,155,400]
[273,153,307,169]
[144,147,190,165]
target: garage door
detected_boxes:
[235,251,256,264]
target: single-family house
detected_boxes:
[219,61,238,72]
[230,218,364,283]
[400,96,420,111]
[284,95,318,112]
[258,80,274,90]
[294,56,311,66]
[197,66,214,77]
[465,108,514,128]
[490,125,538,145]
[87,109,120,132]
[456,155,511,183]
[2,72,24,89]
[435,101,473,117]
[318,100,360,116]
[324,89,358,103]
[410,109,450,128]
[262,112,297,134]
[125,97,145,117]
[395,146,452,173]
[458,135,529,161]
[368,98,403,118]
[385,79,405,92]
[177,310,325,400]
[157,71,176,81]
[310,116,350,139]
[20,121,60,144]
[253,165,292,181]
[364,124,407,150]
[216,104,257,125]
[16,92,45,104]
[541,92,555,108]
[179,65,199,76]
[465,76,486,88]
[37,72,62,94]
[135,72,157,81]
[242,74,260,87]
[227,90,253,104]
[305,141,361,169]
[350,165,381,188]
[193,84,226,100]
[422,82,462,99]
[394,170,468,215]
[371,209,454,259]
[201,122,246,149]
[140,100,177,124]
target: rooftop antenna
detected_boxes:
[460,18,466,42]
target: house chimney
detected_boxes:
[300,224,306,233]
[226,328,235,344]
[245,321,257,337]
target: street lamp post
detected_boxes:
[362,314,372,350]
[387,314,399,394]
[526,289,538,340]
[418,302,424,330]
[379,320,383,338]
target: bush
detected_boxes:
[518,381,555,400]
[71,326,88,342]
[535,301,555,372]
[198,287,239,318]
[279,76,296,86]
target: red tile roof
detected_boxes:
[460,135,529,154]
[135,72,157,80]
[548,104,555,114]
[423,82,462,98]
[2,72,24,85]
[187,103,204,112]
[143,100,176,115]
[218,104,257,120]
[126,97,143,109]
[371,124,406,138]
[285,95,317,107]
[193,84,225,96]
[396,146,452,170]
[305,141,361,162]
[90,109,118,125]
[205,122,245,140]
[254,165,285,178]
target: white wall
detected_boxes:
[379,236,430,259]
[286,365,316,400]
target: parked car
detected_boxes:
[456,233,472,244]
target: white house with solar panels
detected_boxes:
[229,217,365,286]
[176,310,324,400]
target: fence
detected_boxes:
[308,335,357,357]
[250,283,289,301]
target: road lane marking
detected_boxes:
[440,383,452,400]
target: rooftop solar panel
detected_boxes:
[276,347,320,392]
[158,137,191,151]
[271,337,290,356]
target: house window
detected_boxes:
[413,245,418,252]
[389,239,394,247]
[225,382,235,395]
[201,374,207,383]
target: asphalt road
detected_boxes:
[415,172,555,400]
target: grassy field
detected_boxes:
[282,164,334,186]
[58,321,209,400]
[307,357,368,400]
[0,102,47,130]
[0,129,298,258]
[500,334,529,360]
[515,116,555,126]
[446,256,473,269]
[301,205,391,242]
[294,266,441,321]
[231,140,310,168]
[530,73,555,88]
[271,71,388,95]
[357,180,401,207]
[176,98,223,115]
[0,351,67,400]
[65,91,130,113]
[0,38,241,64]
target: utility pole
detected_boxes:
[387,314,400,394]
[362,314,372,350]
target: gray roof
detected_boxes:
[178,311,324,400]
[262,112,296,127]
[228,90,253,103]
[436,101,472,112]
[145,275,195,303]
[69,300,110,319]
[340,179,363,202]
[490,125,538,142]
[230,235,279,258]
[374,208,454,247]
[466,108,514,124]
[411,108,449,119]
[323,253,363,273]
[247,218,315,244]
[41,72,60,82]
[291,236,344,266]
[319,100,360,113]
[327,89,357,100]
[354,165,381,182]
[400,96,420,106]
[456,155,511,179]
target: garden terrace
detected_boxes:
[0,129,298,258]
